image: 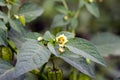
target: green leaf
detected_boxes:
[7,39,17,53]
[51,15,70,28]
[56,6,68,14]
[85,3,100,18]
[0,20,7,31]
[25,32,42,40]
[91,32,120,56]
[0,0,6,6]
[79,0,86,8]
[0,29,7,46]
[9,19,24,34]
[65,38,105,66]
[70,18,78,29]
[0,59,14,80]
[14,39,51,77]
[60,51,95,77]
[43,31,55,41]
[47,42,59,56]
[18,3,44,22]
[24,73,38,80]
[0,11,8,23]
[56,31,75,39]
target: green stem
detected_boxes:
[74,9,80,19]
[61,0,68,10]
[73,68,78,80]
[51,59,56,71]
[8,10,11,19]
[39,63,47,75]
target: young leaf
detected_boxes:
[60,51,95,77]
[51,15,70,28]
[43,31,55,41]
[85,3,100,18]
[65,38,105,66]
[56,31,75,39]
[14,39,51,78]
[18,3,44,22]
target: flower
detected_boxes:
[56,34,68,47]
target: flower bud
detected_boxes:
[37,37,43,41]
[58,47,64,53]
[86,58,91,64]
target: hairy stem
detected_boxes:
[61,0,68,10]
[74,9,80,19]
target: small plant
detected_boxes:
[0,0,105,80]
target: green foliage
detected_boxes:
[0,0,6,6]
[60,51,95,77]
[43,31,55,41]
[65,38,105,66]
[46,31,104,77]
[0,20,7,31]
[0,59,14,80]
[78,73,91,80]
[0,0,106,79]
[86,3,100,18]
[23,73,38,80]
[0,47,13,62]
[14,40,51,77]
[79,0,100,18]
[51,15,70,28]
[18,3,44,22]
[9,19,22,33]
[25,32,42,40]
[0,29,7,46]
[0,11,8,23]
[91,32,120,56]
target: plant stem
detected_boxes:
[73,68,77,80]
[74,9,80,19]
[51,59,56,71]
[61,0,68,10]
[8,10,11,19]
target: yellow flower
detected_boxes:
[56,34,68,47]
